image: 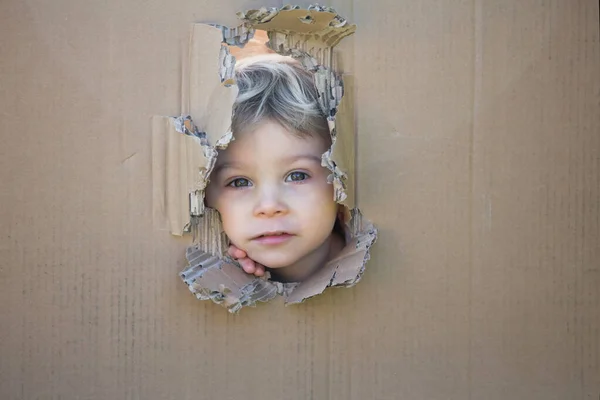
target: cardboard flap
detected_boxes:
[238,6,357,60]
[152,24,238,235]
[330,76,356,208]
[285,209,377,304]
[181,246,280,313]
[188,24,239,146]
[152,116,209,235]
[187,24,235,126]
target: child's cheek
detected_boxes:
[304,175,335,198]
[218,191,250,221]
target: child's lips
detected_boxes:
[252,231,295,245]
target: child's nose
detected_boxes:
[253,186,288,217]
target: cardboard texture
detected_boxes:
[152,6,375,311]
[1,0,598,399]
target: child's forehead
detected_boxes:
[224,120,328,156]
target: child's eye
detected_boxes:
[227,178,252,188]
[285,171,309,182]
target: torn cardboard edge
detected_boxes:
[152,4,378,312]
[180,208,376,312]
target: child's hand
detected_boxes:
[228,244,266,277]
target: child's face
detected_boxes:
[206,120,338,269]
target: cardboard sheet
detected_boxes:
[1,1,598,399]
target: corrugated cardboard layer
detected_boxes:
[0,1,598,399]
[469,3,600,398]
[151,10,372,309]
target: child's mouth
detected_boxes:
[252,231,294,245]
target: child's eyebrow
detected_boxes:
[212,154,323,176]
[212,162,238,175]
[282,154,323,164]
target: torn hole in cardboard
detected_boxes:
[152,4,377,313]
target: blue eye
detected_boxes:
[286,171,309,182]
[227,178,251,188]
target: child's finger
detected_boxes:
[254,264,265,277]
[227,245,247,259]
[238,257,256,274]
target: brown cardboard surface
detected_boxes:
[0,1,598,400]
[152,7,371,310]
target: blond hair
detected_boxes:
[232,54,331,144]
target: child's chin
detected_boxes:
[252,254,297,270]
